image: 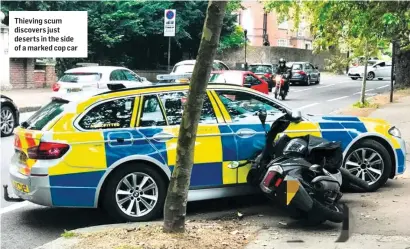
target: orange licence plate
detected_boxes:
[12,180,30,193]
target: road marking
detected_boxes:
[299,102,320,110]
[316,84,335,89]
[354,89,374,95]
[293,88,312,93]
[377,85,389,89]
[0,201,29,215]
[327,96,349,102]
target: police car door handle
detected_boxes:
[152,132,174,142]
[236,128,257,138]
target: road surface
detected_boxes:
[0,75,395,249]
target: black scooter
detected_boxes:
[230,110,368,224]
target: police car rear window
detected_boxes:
[21,99,67,130]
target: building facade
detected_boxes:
[236,1,313,50]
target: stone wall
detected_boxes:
[215,46,343,71]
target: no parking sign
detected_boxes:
[164,9,176,37]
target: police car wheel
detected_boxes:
[103,163,167,222]
[342,139,392,192]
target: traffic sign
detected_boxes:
[164,9,176,37]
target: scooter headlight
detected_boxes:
[275,76,281,82]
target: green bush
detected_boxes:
[324,55,350,75]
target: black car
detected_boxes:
[287,61,321,86]
[1,95,20,137]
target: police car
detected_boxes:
[5,82,406,222]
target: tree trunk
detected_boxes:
[360,40,369,105]
[395,45,410,88]
[163,0,227,233]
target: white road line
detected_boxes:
[0,201,29,215]
[299,102,320,110]
[316,84,336,89]
[353,88,374,95]
[327,96,349,102]
[293,88,312,93]
[377,85,389,89]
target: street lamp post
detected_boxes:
[244,29,248,70]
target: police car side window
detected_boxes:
[158,91,218,125]
[78,97,135,130]
[215,90,283,123]
[139,95,167,127]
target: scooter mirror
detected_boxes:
[227,161,240,169]
[291,110,302,120]
[258,109,267,127]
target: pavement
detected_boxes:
[0,75,405,249]
[1,88,52,113]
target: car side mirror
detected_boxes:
[258,109,267,127]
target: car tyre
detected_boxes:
[351,77,358,80]
[316,75,320,84]
[1,106,15,137]
[305,76,311,86]
[342,139,392,192]
[378,78,383,80]
[103,163,167,222]
[366,72,375,80]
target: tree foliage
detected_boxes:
[264,0,410,90]
[1,1,242,72]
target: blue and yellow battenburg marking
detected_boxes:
[16,85,405,207]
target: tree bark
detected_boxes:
[360,39,369,105]
[163,0,227,233]
[395,44,410,88]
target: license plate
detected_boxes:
[67,88,82,93]
[12,180,30,193]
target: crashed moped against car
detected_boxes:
[229,110,369,224]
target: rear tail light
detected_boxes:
[262,171,277,188]
[14,135,22,149]
[27,142,70,160]
[52,83,60,92]
[260,165,283,193]
[297,70,306,75]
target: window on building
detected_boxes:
[277,39,288,47]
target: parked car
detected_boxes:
[248,63,278,77]
[53,66,151,96]
[348,60,393,81]
[171,60,230,75]
[209,70,269,94]
[0,95,19,137]
[6,82,406,222]
[286,61,321,85]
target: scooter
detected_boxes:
[230,110,369,224]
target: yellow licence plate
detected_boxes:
[12,180,30,193]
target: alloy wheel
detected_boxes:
[1,108,14,136]
[115,172,159,217]
[366,72,375,80]
[345,148,384,185]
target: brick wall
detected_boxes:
[33,70,45,88]
[9,59,56,89]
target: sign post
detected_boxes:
[164,9,176,72]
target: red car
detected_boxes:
[209,70,269,94]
